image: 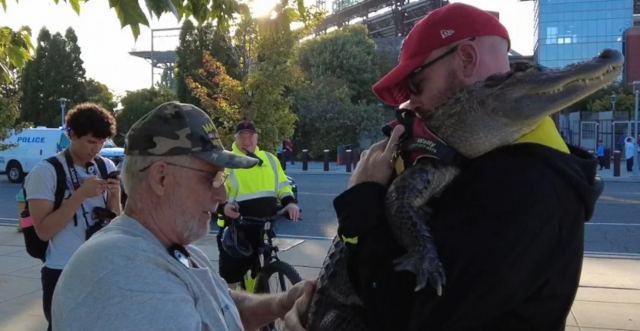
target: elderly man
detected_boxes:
[52,102,312,331]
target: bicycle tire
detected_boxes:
[255,261,302,331]
[255,260,302,294]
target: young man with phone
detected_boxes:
[23,102,121,331]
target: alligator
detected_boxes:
[305,49,623,331]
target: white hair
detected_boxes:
[121,154,192,195]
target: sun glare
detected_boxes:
[249,0,278,17]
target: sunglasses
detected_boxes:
[139,162,228,189]
[407,37,476,95]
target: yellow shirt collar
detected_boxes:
[514,116,570,154]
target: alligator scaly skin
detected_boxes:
[385,160,460,293]
[306,237,366,330]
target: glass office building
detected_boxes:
[534,0,633,68]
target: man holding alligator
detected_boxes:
[332,3,607,330]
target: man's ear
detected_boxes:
[148,162,168,196]
[458,43,479,78]
[67,129,77,140]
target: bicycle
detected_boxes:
[221,210,302,330]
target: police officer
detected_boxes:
[216,120,300,288]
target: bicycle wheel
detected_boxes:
[255,260,302,294]
[255,261,302,331]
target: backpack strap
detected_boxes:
[45,157,66,210]
[94,156,108,179]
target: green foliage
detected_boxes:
[294,77,387,158]
[0,73,30,150]
[0,25,32,84]
[293,25,388,156]
[85,78,117,112]
[186,52,243,147]
[297,25,379,103]
[239,1,301,152]
[568,81,637,116]
[114,87,176,145]
[20,27,88,127]
[103,0,240,39]
[176,20,240,106]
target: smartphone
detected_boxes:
[107,170,121,179]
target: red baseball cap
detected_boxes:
[372,3,511,106]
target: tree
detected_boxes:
[294,77,387,158]
[239,1,302,152]
[176,20,239,106]
[114,88,176,145]
[293,25,389,156]
[20,27,87,127]
[186,52,243,147]
[0,26,32,84]
[567,81,636,115]
[85,78,117,112]
[0,71,30,150]
[297,25,379,103]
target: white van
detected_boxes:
[0,127,124,183]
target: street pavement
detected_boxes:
[1,224,639,331]
[0,161,638,330]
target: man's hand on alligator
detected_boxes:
[349,124,405,188]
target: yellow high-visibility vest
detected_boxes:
[225,142,294,203]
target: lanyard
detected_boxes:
[62,149,92,227]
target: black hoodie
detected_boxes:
[334,143,600,331]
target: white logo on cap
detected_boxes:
[440,29,455,38]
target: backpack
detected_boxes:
[21,155,108,261]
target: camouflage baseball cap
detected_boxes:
[125,102,258,169]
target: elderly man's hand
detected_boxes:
[348,124,405,188]
[280,280,315,331]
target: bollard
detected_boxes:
[345,149,352,172]
[323,149,330,171]
[302,149,309,171]
[613,150,621,177]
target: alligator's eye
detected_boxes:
[510,61,534,72]
[484,71,512,87]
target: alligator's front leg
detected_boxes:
[385,161,458,293]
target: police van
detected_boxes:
[0,127,124,183]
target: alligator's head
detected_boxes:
[424,49,623,159]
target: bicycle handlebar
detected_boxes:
[232,208,302,228]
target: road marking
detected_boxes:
[296,192,338,197]
[584,251,640,259]
[208,229,334,240]
[587,222,640,226]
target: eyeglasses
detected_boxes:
[139,162,228,189]
[407,37,475,95]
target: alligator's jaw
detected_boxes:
[424,49,624,159]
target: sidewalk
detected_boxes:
[1,226,638,331]
[284,160,640,183]
[595,166,640,183]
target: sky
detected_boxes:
[0,0,534,98]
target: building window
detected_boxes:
[547,26,558,44]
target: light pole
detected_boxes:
[57,98,69,128]
[633,81,639,177]
[611,94,617,113]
